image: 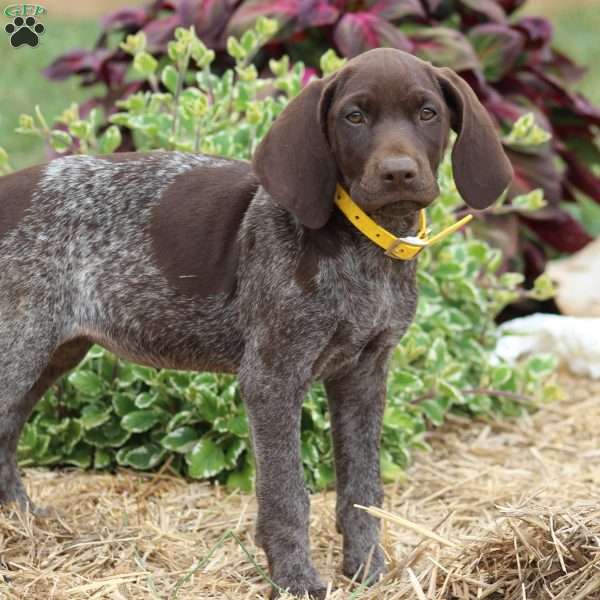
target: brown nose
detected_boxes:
[379,156,418,186]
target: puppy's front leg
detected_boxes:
[239,355,326,599]
[324,337,394,584]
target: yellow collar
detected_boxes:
[334,184,473,260]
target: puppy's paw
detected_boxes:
[342,545,386,585]
[0,492,49,517]
[270,581,328,600]
[270,564,328,599]
[0,468,47,517]
[24,500,51,517]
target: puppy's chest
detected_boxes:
[314,264,417,379]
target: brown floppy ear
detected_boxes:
[252,76,338,229]
[436,67,513,210]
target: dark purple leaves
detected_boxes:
[227,0,339,38]
[334,12,412,57]
[192,0,241,47]
[411,27,479,71]
[142,15,181,51]
[175,0,201,25]
[542,48,586,84]
[484,92,530,126]
[227,1,293,38]
[468,24,525,82]
[457,0,507,24]
[513,16,552,50]
[521,211,593,253]
[364,0,425,21]
[420,0,444,15]
[101,7,153,30]
[496,0,526,15]
[507,148,563,209]
[521,239,546,278]
[560,149,600,203]
[42,0,600,275]
[43,49,114,81]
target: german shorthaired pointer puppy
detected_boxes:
[0,48,511,597]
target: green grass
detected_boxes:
[0,18,101,169]
[547,7,600,104]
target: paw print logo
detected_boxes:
[5,16,45,48]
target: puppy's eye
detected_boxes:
[346,111,365,125]
[420,107,437,121]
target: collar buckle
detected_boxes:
[384,236,427,260]
[334,184,473,261]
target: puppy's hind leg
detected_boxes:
[0,324,91,512]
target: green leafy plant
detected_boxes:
[0,147,11,176]
[15,105,122,156]
[42,0,600,281]
[6,21,559,492]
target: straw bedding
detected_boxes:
[1,372,599,599]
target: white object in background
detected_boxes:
[546,237,600,317]
[494,314,600,379]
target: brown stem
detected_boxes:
[411,387,533,405]
[462,387,533,404]
[171,45,192,142]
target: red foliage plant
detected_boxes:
[44,0,600,276]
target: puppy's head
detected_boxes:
[253,48,513,229]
